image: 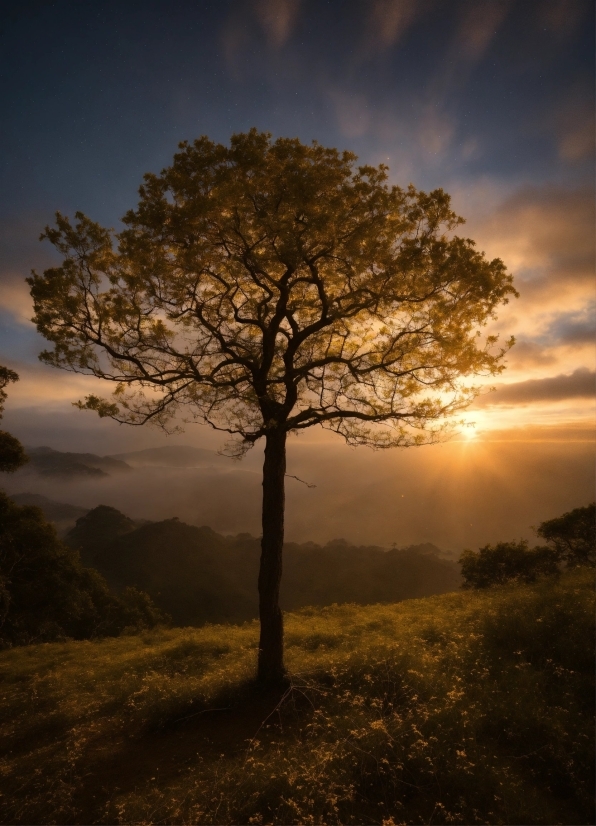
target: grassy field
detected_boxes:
[0,569,593,825]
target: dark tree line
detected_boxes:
[460,503,595,589]
[0,492,166,646]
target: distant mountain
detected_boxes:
[23,447,132,478]
[281,540,461,610]
[9,493,89,534]
[65,506,462,627]
[65,505,140,567]
[107,445,230,467]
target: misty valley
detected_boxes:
[8,444,463,629]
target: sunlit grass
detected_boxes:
[0,569,593,825]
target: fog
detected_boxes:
[4,428,593,552]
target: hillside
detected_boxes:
[20,447,132,478]
[0,569,593,825]
[65,507,462,625]
[107,445,230,467]
[8,492,89,535]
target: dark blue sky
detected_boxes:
[1,0,592,227]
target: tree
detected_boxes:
[459,541,560,589]
[0,366,28,472]
[0,492,166,646]
[537,503,595,568]
[28,130,516,682]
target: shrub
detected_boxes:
[460,540,559,589]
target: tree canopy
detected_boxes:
[537,503,595,568]
[29,130,516,454]
[0,366,28,473]
[460,503,595,589]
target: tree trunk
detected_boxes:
[257,427,287,683]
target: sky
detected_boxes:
[0,0,594,547]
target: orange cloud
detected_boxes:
[474,367,595,407]
[2,360,105,406]
[467,185,594,297]
[0,278,34,324]
[455,0,511,63]
[361,0,423,56]
[253,0,301,49]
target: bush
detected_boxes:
[460,540,559,589]
[0,492,166,646]
[0,430,28,473]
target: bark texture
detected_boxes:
[258,428,287,683]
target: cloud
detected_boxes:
[505,340,558,368]
[221,0,301,76]
[332,94,457,167]
[545,304,596,346]
[476,367,595,406]
[454,0,511,63]
[416,105,456,157]
[456,183,594,389]
[504,303,595,370]
[221,15,252,80]
[538,0,587,40]
[361,0,424,55]
[427,0,510,103]
[468,185,595,294]
[557,100,595,163]
[0,279,34,325]
[253,0,301,49]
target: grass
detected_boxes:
[0,569,593,825]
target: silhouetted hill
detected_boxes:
[66,506,461,626]
[22,447,132,478]
[66,505,140,567]
[107,445,229,467]
[281,540,461,609]
[9,492,89,534]
[93,518,256,624]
